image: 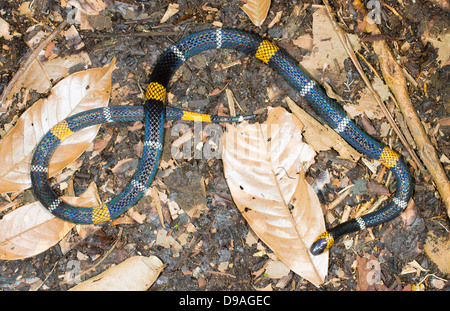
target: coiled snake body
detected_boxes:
[31,29,412,255]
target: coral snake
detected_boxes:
[31,29,412,255]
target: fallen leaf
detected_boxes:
[0,201,74,260]
[424,231,450,274]
[264,259,290,279]
[68,0,109,15]
[253,284,273,291]
[19,2,33,16]
[299,7,349,84]
[218,261,229,273]
[160,3,179,24]
[400,260,428,277]
[431,278,446,290]
[168,198,184,220]
[4,27,91,102]
[69,256,165,291]
[241,0,271,27]
[400,199,418,226]
[0,58,116,193]
[155,228,182,257]
[0,18,19,40]
[14,52,91,96]
[223,106,328,287]
[245,229,259,246]
[110,158,136,174]
[286,97,361,161]
[421,27,450,66]
[268,11,283,28]
[0,180,102,260]
[344,87,384,119]
[155,228,177,249]
[127,208,146,224]
[367,179,390,196]
[292,34,313,51]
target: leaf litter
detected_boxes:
[223,106,327,287]
[0,0,448,292]
[0,58,115,193]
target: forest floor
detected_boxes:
[0,0,449,293]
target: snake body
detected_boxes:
[31,29,412,255]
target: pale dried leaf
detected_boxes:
[0,18,19,40]
[299,7,349,84]
[69,256,165,291]
[0,201,74,260]
[68,0,109,15]
[7,53,91,99]
[292,34,313,51]
[268,11,283,28]
[222,106,328,287]
[160,3,179,24]
[424,231,450,274]
[286,97,361,161]
[241,0,271,27]
[0,194,101,260]
[344,87,384,119]
[421,28,450,66]
[0,181,101,260]
[0,59,116,193]
[265,259,290,279]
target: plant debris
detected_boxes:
[0,0,448,292]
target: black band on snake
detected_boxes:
[30,29,412,255]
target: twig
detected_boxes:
[0,20,68,112]
[327,186,353,210]
[322,1,426,177]
[351,0,450,217]
[82,31,179,38]
[34,261,59,291]
[206,270,237,278]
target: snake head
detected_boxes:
[310,231,334,255]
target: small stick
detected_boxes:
[321,1,426,176]
[82,31,179,38]
[206,270,237,278]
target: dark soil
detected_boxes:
[0,0,449,292]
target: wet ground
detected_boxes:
[0,0,449,291]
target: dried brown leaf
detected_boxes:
[0,58,116,193]
[424,231,450,274]
[0,196,100,260]
[160,3,179,24]
[222,106,328,287]
[299,7,348,84]
[7,53,91,100]
[0,201,74,260]
[68,0,109,15]
[0,181,102,260]
[69,255,165,291]
[292,34,313,51]
[241,0,271,27]
[421,28,450,66]
[286,97,361,161]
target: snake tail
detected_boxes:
[31,29,412,255]
[165,107,256,123]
